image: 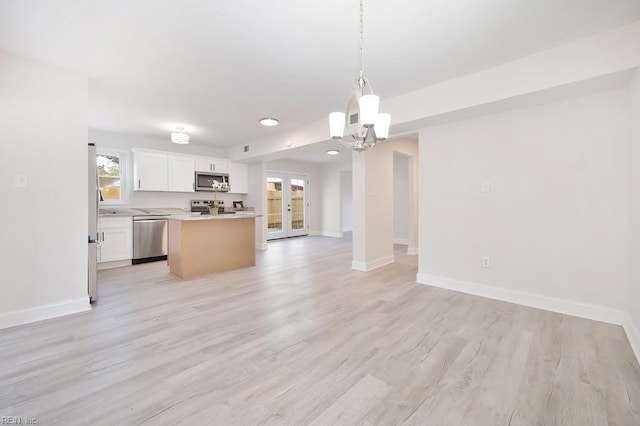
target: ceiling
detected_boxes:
[264,138,353,164]
[2,0,640,152]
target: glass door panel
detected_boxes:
[267,176,285,239]
[288,177,307,236]
[267,173,308,240]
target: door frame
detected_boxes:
[266,171,310,240]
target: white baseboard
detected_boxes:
[0,297,91,330]
[322,232,344,238]
[407,246,419,255]
[256,241,268,250]
[623,312,640,364]
[310,231,344,238]
[416,273,624,325]
[393,238,409,245]
[351,261,367,271]
[352,255,395,272]
[97,259,131,270]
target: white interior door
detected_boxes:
[267,173,309,240]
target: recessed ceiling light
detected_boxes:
[327,150,340,155]
[259,117,279,126]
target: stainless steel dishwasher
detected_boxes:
[132,215,169,264]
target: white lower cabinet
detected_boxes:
[98,216,133,264]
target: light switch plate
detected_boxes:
[14,174,28,188]
[481,180,491,193]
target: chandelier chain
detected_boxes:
[359,0,364,83]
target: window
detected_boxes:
[97,149,127,204]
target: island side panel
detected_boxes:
[170,217,256,280]
[168,219,185,278]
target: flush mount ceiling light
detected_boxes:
[171,126,190,144]
[327,150,340,155]
[259,117,279,127]
[329,0,391,153]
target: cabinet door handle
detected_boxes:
[102,232,104,241]
[138,179,141,189]
[210,164,212,171]
[212,163,215,171]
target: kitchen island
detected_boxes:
[168,213,257,280]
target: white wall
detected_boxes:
[317,161,351,238]
[0,49,90,328]
[627,68,640,358]
[418,89,629,322]
[394,154,410,244]
[341,170,353,232]
[352,147,394,270]
[266,159,322,235]
[392,139,419,254]
[89,129,244,209]
[246,161,267,249]
[352,137,419,270]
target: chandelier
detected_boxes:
[329,0,391,152]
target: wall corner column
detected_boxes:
[351,146,395,272]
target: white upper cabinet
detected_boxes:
[132,148,233,193]
[168,155,195,192]
[228,162,248,194]
[195,157,228,173]
[133,150,168,191]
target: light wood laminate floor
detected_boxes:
[1,236,639,425]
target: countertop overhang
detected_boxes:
[169,213,260,221]
[99,208,260,220]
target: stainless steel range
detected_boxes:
[191,199,235,215]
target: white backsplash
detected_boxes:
[126,191,246,209]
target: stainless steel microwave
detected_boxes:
[195,171,230,192]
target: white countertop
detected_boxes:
[170,212,260,221]
[99,207,190,217]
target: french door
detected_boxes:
[267,173,309,240]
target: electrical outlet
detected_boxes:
[482,256,491,268]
